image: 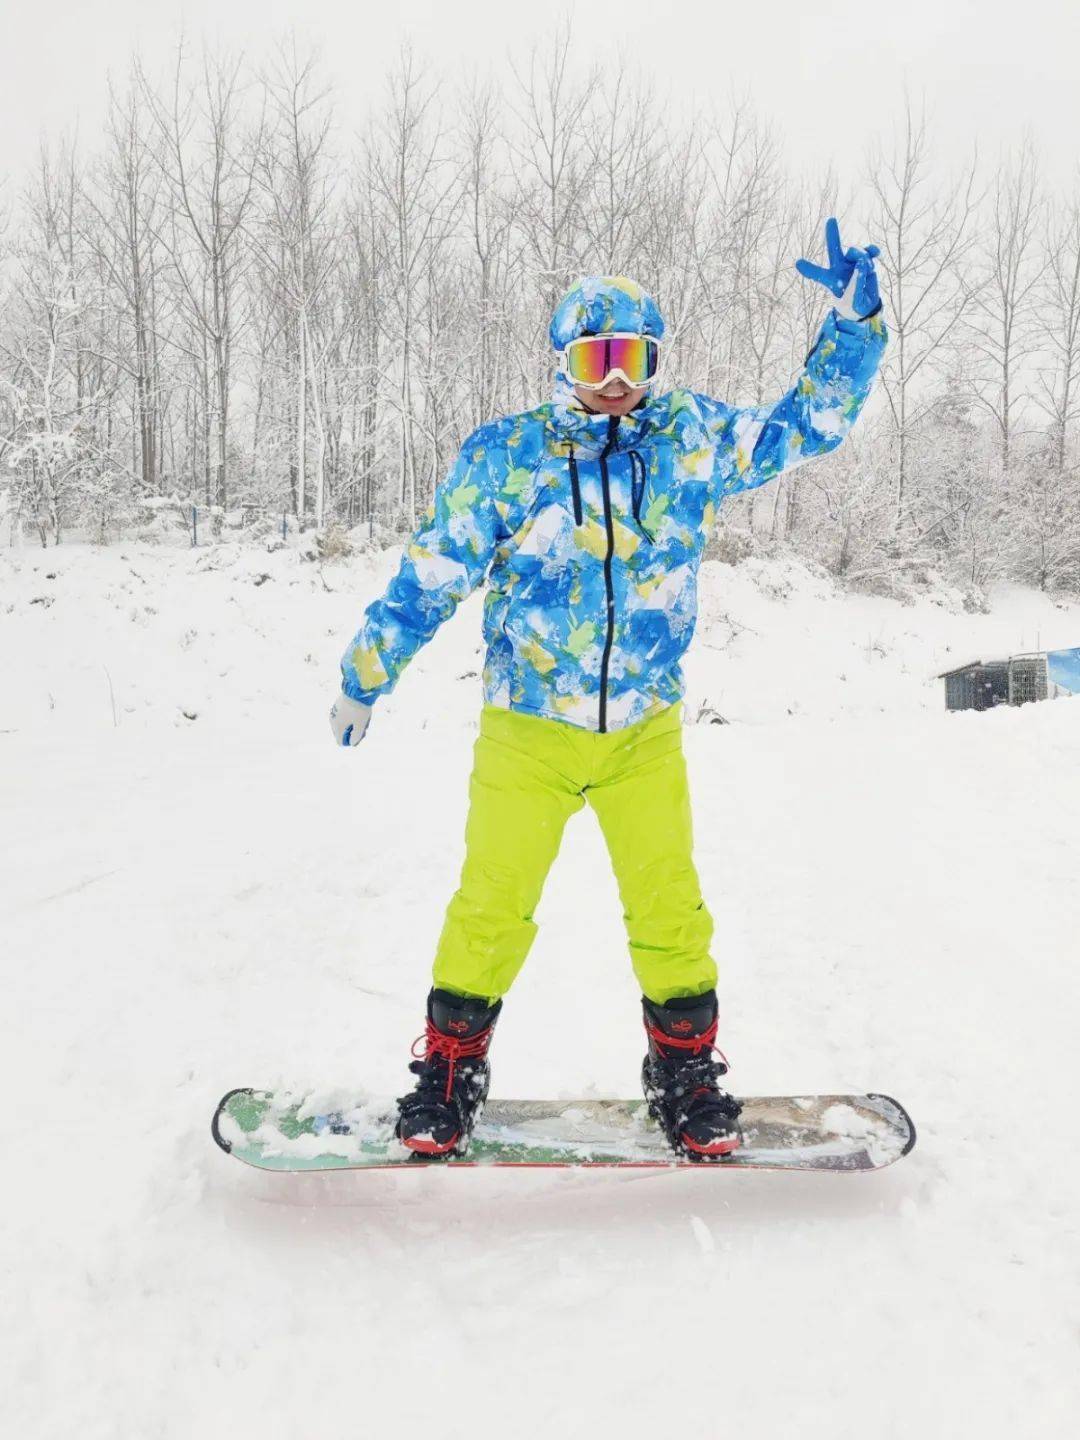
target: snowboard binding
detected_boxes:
[641,992,743,1162]
[396,989,502,1159]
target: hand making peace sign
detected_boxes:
[796,217,883,322]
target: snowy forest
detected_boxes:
[2,27,1079,598]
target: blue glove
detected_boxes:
[795,217,882,322]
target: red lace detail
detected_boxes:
[645,1015,729,1068]
[412,1020,494,1101]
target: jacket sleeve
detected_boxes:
[340,426,505,705]
[698,309,888,501]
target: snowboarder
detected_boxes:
[329,218,887,1161]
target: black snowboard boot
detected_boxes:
[641,992,743,1161]
[396,988,502,1158]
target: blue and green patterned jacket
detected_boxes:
[342,277,887,733]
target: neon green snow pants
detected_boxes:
[432,701,717,1005]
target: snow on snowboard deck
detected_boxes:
[212,1089,915,1172]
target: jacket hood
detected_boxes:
[548,275,665,351]
[547,275,669,455]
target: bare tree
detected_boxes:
[457,78,515,429]
[82,79,172,495]
[965,139,1046,478]
[866,99,980,530]
[139,43,262,508]
[634,115,716,391]
[1037,185,1080,470]
[365,47,462,519]
[505,20,594,378]
[1,145,102,543]
[579,61,661,275]
[251,39,337,526]
[340,163,389,530]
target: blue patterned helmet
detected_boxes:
[549,275,665,351]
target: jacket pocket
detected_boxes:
[630,451,653,542]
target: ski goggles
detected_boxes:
[561,332,661,389]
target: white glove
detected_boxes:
[329,692,372,747]
[832,256,881,321]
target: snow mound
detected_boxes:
[2,541,1078,1439]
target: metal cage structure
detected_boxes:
[1007,655,1048,706]
[939,654,1049,712]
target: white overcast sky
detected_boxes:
[0,0,1076,194]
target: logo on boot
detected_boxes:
[670,1019,694,1034]
[446,1019,470,1034]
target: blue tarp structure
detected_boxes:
[1047,647,1080,695]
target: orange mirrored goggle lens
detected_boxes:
[565,335,659,386]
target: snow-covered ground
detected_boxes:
[3,538,1079,1439]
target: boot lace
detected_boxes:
[645,1016,741,1118]
[409,1019,495,1103]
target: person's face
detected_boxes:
[572,373,649,416]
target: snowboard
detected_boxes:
[212,1088,915,1172]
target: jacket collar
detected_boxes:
[545,371,670,456]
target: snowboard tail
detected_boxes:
[212,1089,915,1172]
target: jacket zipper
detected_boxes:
[598,415,619,733]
